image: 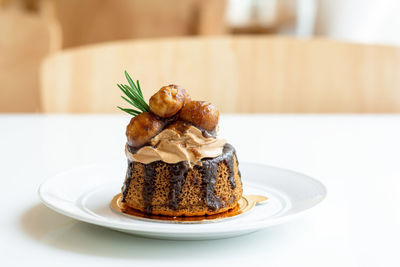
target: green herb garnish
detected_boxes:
[117,71,150,116]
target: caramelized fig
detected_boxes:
[126,112,164,147]
[178,101,219,131]
[149,85,190,118]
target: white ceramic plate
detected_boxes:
[39,161,327,240]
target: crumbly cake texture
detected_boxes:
[121,144,243,216]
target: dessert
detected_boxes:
[118,72,242,216]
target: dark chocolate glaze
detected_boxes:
[127,145,140,154]
[123,143,238,213]
[201,128,217,138]
[198,144,236,210]
[169,161,189,210]
[143,161,159,213]
[197,159,222,211]
[224,156,236,189]
[121,160,133,202]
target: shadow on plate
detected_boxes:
[19,203,308,259]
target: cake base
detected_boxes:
[121,143,243,216]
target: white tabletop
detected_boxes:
[1,114,399,267]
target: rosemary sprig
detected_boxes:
[117,71,150,116]
[117,107,141,116]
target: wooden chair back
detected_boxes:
[0,4,60,112]
[40,36,400,113]
[48,0,227,49]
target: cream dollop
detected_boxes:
[125,125,226,166]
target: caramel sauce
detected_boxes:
[120,201,243,222]
[111,194,268,223]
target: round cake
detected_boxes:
[122,143,242,216]
[117,78,243,216]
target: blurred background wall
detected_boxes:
[1,0,400,113]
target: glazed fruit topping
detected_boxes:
[119,73,220,148]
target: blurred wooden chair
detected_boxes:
[47,0,227,49]
[0,3,61,112]
[40,36,400,113]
